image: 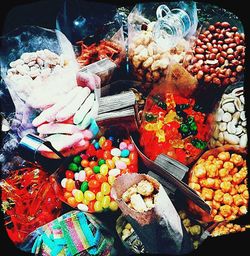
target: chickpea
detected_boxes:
[218,152,230,161]
[237,184,248,193]
[242,190,249,200]
[223,193,233,205]
[226,223,234,229]
[194,165,207,179]
[219,205,232,218]
[214,215,224,222]
[231,204,239,215]
[234,224,242,232]
[220,181,232,193]
[201,188,214,201]
[207,164,218,178]
[230,153,244,166]
[223,161,234,171]
[239,205,247,215]
[212,200,221,210]
[219,168,228,178]
[233,194,245,206]
[189,182,201,191]
[214,190,224,202]
[230,167,239,175]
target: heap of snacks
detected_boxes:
[140,93,212,165]
[77,40,125,67]
[178,210,203,249]
[60,134,138,212]
[122,179,157,212]
[129,22,190,83]
[0,2,249,255]
[187,21,245,86]
[1,167,62,244]
[209,86,246,148]
[211,223,247,237]
[188,150,248,222]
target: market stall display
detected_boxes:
[0,1,249,255]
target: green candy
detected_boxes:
[93,166,100,173]
[157,101,167,110]
[80,181,89,193]
[190,122,197,131]
[73,155,82,164]
[68,162,78,172]
[98,159,105,166]
[145,113,157,122]
[180,124,189,134]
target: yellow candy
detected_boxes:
[96,191,104,202]
[109,201,119,211]
[100,164,109,176]
[108,175,116,186]
[112,156,119,163]
[82,197,89,205]
[156,129,166,143]
[84,190,95,201]
[74,190,84,202]
[164,110,177,123]
[94,201,103,212]
[106,159,115,169]
[101,195,111,208]
[98,136,106,147]
[120,158,131,166]
[101,182,111,195]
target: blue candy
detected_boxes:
[89,119,99,137]
[121,149,130,158]
[94,142,100,149]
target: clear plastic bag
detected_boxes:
[56,0,126,86]
[127,1,198,84]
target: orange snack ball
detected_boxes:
[220,181,231,193]
[221,175,233,182]
[231,205,239,215]
[239,206,247,215]
[218,152,230,161]
[206,164,218,178]
[233,194,245,206]
[223,193,233,205]
[230,167,239,175]
[214,190,224,202]
[212,200,221,210]
[213,179,221,190]
[219,205,231,218]
[189,183,201,191]
[237,184,248,193]
[242,190,249,200]
[223,161,234,171]
[194,165,206,179]
[201,187,214,201]
[214,215,224,222]
[219,168,228,178]
[230,154,244,166]
[229,187,238,196]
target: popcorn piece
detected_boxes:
[137,180,154,196]
[130,194,148,212]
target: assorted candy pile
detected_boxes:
[60,134,138,213]
[140,93,212,165]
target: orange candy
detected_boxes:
[89,161,98,169]
[88,200,96,213]
[65,179,75,192]
[95,174,108,183]
[103,151,112,160]
[106,159,115,169]
[81,159,89,168]
[67,196,77,207]
[64,191,72,200]
[85,167,94,177]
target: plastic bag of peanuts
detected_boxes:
[187,145,248,223]
[127,2,198,84]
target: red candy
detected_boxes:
[88,179,101,189]
[65,170,75,179]
[102,140,112,150]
